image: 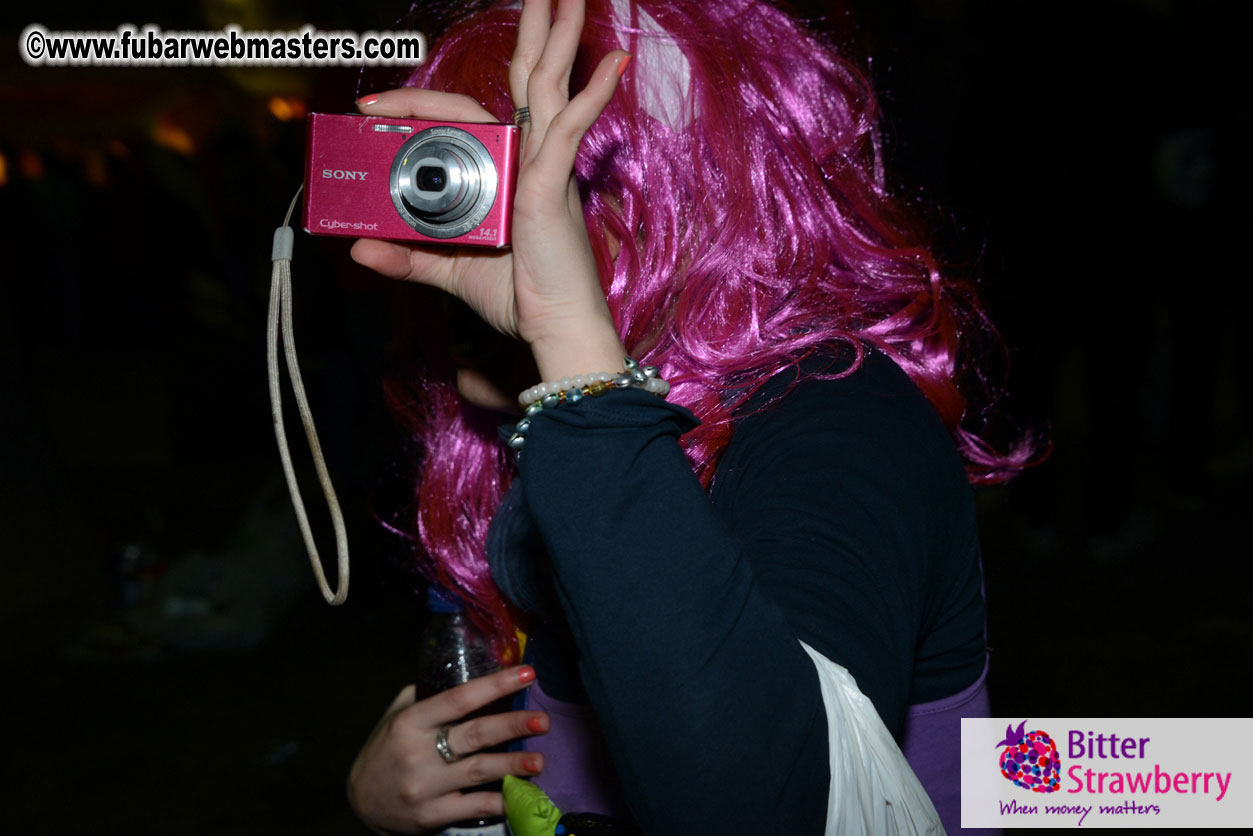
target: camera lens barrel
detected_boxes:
[389,127,499,239]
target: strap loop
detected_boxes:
[266,186,349,605]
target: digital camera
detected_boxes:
[303,112,519,248]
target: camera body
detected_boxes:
[303,112,519,248]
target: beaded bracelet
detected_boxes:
[507,357,670,452]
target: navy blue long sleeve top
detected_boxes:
[488,347,987,834]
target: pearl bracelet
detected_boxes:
[508,357,670,452]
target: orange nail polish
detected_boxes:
[526,716,547,733]
[356,93,379,107]
[524,755,541,773]
[616,54,633,77]
[517,665,536,684]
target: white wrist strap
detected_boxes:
[267,186,349,605]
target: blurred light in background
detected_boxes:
[19,149,44,180]
[83,149,109,188]
[152,116,195,156]
[267,96,307,122]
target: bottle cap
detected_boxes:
[427,584,464,613]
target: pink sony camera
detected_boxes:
[303,112,519,248]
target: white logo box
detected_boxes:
[961,717,1251,829]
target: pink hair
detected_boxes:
[388,0,1040,658]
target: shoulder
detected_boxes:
[715,346,971,510]
[708,345,987,723]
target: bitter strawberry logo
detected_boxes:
[996,720,1061,793]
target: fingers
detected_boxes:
[526,49,630,192]
[457,367,521,414]
[419,743,546,800]
[348,676,546,834]
[448,750,546,792]
[525,0,586,148]
[446,709,549,761]
[510,0,551,107]
[357,88,497,123]
[511,0,629,180]
[422,665,538,727]
[386,683,417,715]
[419,791,506,830]
[511,0,553,150]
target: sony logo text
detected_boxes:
[322,169,369,180]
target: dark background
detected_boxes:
[1,1,1245,833]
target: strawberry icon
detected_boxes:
[996,720,1061,793]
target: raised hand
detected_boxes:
[352,0,631,383]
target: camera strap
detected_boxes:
[266,186,349,605]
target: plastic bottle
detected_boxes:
[415,585,509,836]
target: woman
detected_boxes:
[347,1,1033,832]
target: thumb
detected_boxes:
[350,238,455,294]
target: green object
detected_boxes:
[502,775,564,836]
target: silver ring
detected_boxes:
[434,724,459,764]
[512,106,531,127]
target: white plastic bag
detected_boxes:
[800,642,946,835]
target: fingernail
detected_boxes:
[517,665,536,684]
[526,716,547,734]
[616,54,633,78]
[356,93,380,107]
[524,755,541,773]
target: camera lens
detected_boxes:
[391,127,500,239]
[417,166,446,192]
